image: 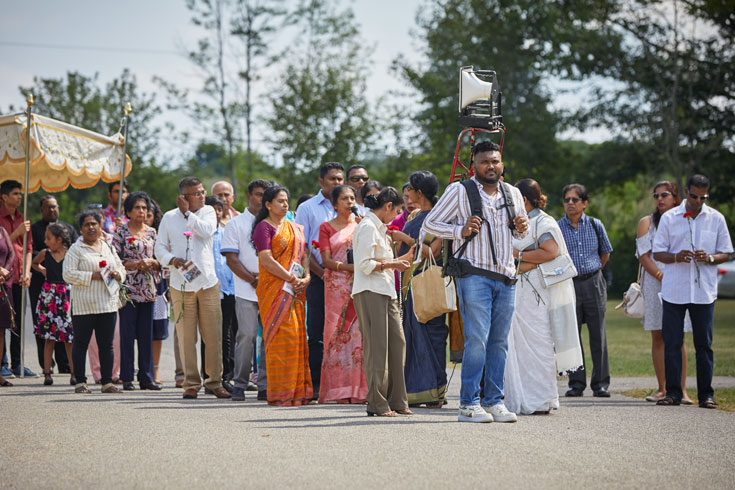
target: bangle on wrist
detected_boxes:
[674,254,678,263]
[336,262,341,271]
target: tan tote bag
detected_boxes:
[411,253,457,324]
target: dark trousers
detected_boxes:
[72,312,116,385]
[8,284,23,369]
[569,270,610,391]
[306,273,325,392]
[30,283,70,373]
[119,301,154,383]
[662,301,715,402]
[200,294,238,381]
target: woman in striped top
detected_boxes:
[63,209,126,394]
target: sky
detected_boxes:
[0,0,607,165]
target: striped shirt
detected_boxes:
[558,213,613,275]
[62,239,126,316]
[422,177,527,279]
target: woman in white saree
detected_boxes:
[504,179,583,415]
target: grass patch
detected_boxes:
[580,298,735,377]
[620,388,735,412]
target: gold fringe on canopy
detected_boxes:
[0,113,132,192]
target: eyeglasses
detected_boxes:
[563,197,582,204]
[349,176,369,182]
[653,191,671,199]
[185,190,207,197]
[689,192,708,201]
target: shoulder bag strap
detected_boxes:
[498,182,517,231]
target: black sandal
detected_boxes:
[43,372,53,386]
[0,379,12,387]
[699,399,718,409]
[656,396,680,406]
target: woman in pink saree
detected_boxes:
[318,185,368,403]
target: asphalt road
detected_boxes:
[2,312,735,489]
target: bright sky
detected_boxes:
[1,0,606,164]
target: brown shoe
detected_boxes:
[183,388,198,399]
[212,387,231,399]
[101,383,121,393]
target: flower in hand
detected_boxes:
[183,231,193,238]
[311,240,320,250]
[99,260,107,268]
[127,237,136,246]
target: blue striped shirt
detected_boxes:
[558,213,613,275]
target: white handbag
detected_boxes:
[615,265,644,319]
[537,253,578,288]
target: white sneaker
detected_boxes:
[458,405,493,423]
[483,403,518,423]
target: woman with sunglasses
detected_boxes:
[636,181,692,404]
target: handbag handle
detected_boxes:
[636,261,643,284]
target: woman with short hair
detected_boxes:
[63,210,126,394]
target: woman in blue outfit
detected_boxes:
[391,170,447,408]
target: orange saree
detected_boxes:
[255,220,313,406]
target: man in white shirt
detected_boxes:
[212,180,240,226]
[221,179,269,401]
[653,174,733,408]
[155,177,230,399]
[295,162,344,398]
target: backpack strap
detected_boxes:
[460,180,498,265]
[498,181,516,232]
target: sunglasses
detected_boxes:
[563,197,582,204]
[349,176,369,182]
[653,191,671,199]
[689,192,708,201]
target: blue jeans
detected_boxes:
[662,301,715,402]
[456,274,516,406]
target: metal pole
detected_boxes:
[117,103,132,217]
[19,93,33,379]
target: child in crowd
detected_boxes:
[32,223,75,386]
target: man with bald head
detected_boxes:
[212,181,239,226]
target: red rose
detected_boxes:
[388,225,400,231]
[683,212,693,219]
[99,260,107,268]
[311,240,320,250]
[127,237,136,245]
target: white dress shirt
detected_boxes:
[352,211,396,299]
[155,205,219,292]
[220,209,258,302]
[295,191,335,265]
[652,201,733,304]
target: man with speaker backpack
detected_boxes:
[423,141,529,423]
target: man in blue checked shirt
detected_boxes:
[558,184,613,398]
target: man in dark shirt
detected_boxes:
[30,195,78,373]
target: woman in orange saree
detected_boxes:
[252,186,313,406]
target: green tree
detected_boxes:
[264,0,377,197]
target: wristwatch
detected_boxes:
[707,254,715,264]
[184,210,191,219]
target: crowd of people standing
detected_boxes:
[0,144,732,420]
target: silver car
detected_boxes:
[717,259,735,298]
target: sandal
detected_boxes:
[395,408,413,415]
[75,384,91,394]
[101,383,121,394]
[656,396,680,406]
[699,399,718,409]
[367,410,397,417]
[43,372,53,386]
[681,398,694,405]
[0,379,13,387]
[645,392,665,402]
[425,401,443,409]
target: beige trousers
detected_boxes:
[353,291,408,414]
[171,283,223,391]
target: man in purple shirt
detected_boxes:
[294,162,344,398]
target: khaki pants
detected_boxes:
[171,283,223,391]
[353,291,408,414]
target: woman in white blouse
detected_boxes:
[63,210,126,394]
[352,187,414,417]
[636,181,692,404]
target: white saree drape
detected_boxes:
[504,209,583,415]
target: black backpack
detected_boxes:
[442,180,517,285]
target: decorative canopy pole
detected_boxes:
[117,103,132,217]
[18,93,33,379]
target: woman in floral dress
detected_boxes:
[32,223,75,385]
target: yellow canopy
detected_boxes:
[0,113,132,192]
